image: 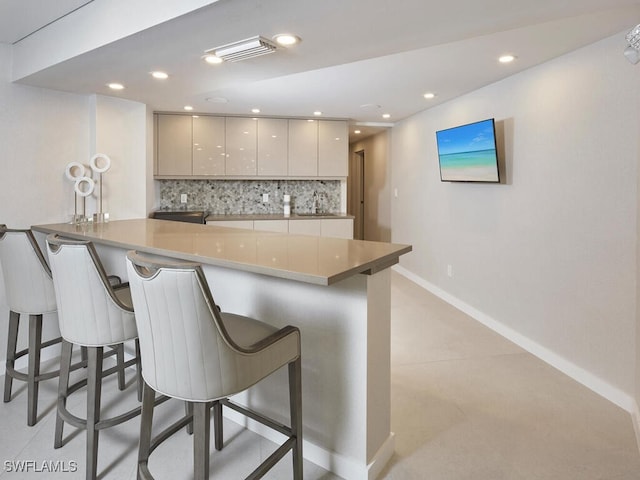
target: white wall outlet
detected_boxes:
[447,264,453,278]
[262,193,269,203]
[180,193,187,204]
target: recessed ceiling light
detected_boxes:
[251,108,261,113]
[151,71,169,79]
[107,83,124,90]
[382,113,391,119]
[184,105,194,111]
[354,130,361,134]
[498,54,516,63]
[313,111,322,116]
[273,33,301,46]
[423,92,436,99]
[203,54,223,65]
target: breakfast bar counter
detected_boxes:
[33,219,407,286]
[32,219,411,480]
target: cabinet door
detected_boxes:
[321,219,353,239]
[257,118,288,176]
[206,220,254,230]
[254,220,289,233]
[226,117,257,176]
[318,120,348,177]
[156,114,192,175]
[193,116,225,175]
[288,119,318,176]
[288,219,321,236]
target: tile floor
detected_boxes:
[1,271,639,479]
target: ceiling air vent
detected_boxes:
[206,36,277,62]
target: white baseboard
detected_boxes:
[632,401,640,456]
[393,265,636,413]
[367,432,395,480]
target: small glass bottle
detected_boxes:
[283,194,291,217]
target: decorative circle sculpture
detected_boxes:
[65,162,86,181]
[90,153,111,173]
[74,176,95,197]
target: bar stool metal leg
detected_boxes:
[54,340,73,449]
[3,310,19,403]
[193,402,212,480]
[138,383,155,480]
[213,400,223,451]
[4,311,52,426]
[86,347,104,480]
[116,345,125,391]
[289,357,303,480]
[185,402,194,435]
[27,314,43,426]
[135,340,143,402]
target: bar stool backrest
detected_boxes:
[46,234,137,347]
[0,225,57,315]
[126,251,287,402]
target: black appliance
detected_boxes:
[151,210,207,224]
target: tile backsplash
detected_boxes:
[158,180,341,215]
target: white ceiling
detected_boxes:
[0,0,93,44]
[2,0,639,139]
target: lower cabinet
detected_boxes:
[288,219,321,236]
[208,220,254,230]
[253,220,289,233]
[320,219,354,239]
[206,218,353,239]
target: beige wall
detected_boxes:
[0,43,153,367]
[349,130,392,242]
[391,31,640,411]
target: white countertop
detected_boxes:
[33,219,410,286]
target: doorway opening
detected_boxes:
[349,150,365,240]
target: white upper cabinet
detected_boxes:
[257,118,288,176]
[288,119,318,176]
[192,116,226,176]
[318,120,348,177]
[156,114,192,176]
[225,117,257,176]
[155,114,348,178]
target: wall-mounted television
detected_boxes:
[436,118,500,183]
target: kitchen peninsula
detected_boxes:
[32,219,411,480]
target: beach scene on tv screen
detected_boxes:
[437,119,499,182]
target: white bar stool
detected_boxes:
[126,251,303,480]
[46,234,142,480]
[0,225,65,426]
